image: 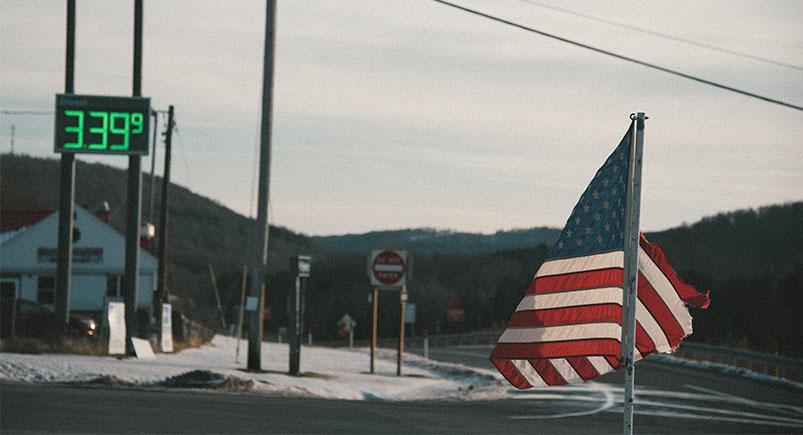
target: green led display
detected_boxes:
[54,94,151,155]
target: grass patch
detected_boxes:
[0,337,107,355]
[170,334,212,353]
[1,335,213,356]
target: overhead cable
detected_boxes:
[518,0,803,72]
[432,0,803,112]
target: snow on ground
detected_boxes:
[1,337,797,401]
[0,336,508,401]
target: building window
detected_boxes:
[37,276,55,304]
[106,275,119,297]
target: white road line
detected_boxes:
[624,409,803,429]
[684,384,803,416]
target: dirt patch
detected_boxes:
[159,370,253,391]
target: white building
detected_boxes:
[0,205,156,316]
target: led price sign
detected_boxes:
[54,94,151,155]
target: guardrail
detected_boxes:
[674,341,801,382]
[339,331,801,383]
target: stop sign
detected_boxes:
[369,250,407,288]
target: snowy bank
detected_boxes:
[0,335,507,401]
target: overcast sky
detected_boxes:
[1,0,801,236]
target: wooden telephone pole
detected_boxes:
[247,0,277,371]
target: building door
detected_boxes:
[1,279,19,339]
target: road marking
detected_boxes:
[635,398,803,427]
[684,384,803,416]
[627,409,803,429]
[510,382,615,420]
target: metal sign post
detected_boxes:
[367,250,409,375]
[289,255,310,375]
[122,0,145,355]
[370,288,378,374]
[289,276,302,375]
[54,0,76,328]
[397,285,406,376]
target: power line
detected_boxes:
[432,0,803,112]
[172,127,194,187]
[0,110,53,115]
[517,0,803,72]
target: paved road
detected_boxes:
[420,345,803,432]
[2,346,801,433]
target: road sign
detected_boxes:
[161,303,173,353]
[297,255,311,277]
[404,303,416,324]
[369,250,407,288]
[107,301,126,355]
[338,314,357,332]
[54,94,151,155]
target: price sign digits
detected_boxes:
[55,94,151,155]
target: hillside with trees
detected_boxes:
[312,227,559,256]
[2,154,800,357]
[0,153,314,321]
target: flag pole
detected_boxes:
[621,112,645,435]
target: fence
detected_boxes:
[337,331,801,383]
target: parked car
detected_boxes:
[13,299,98,339]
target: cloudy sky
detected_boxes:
[1,0,801,236]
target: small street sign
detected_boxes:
[369,250,407,288]
[338,314,357,332]
[404,303,416,324]
[297,255,311,277]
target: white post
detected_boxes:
[348,329,354,349]
[621,112,645,435]
[423,336,429,359]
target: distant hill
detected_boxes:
[0,153,315,321]
[647,202,803,279]
[312,227,561,256]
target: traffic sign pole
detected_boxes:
[289,275,301,375]
[397,284,406,376]
[55,0,76,328]
[370,287,378,374]
[122,0,144,354]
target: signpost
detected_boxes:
[54,1,149,356]
[161,303,173,353]
[289,255,310,375]
[338,314,357,349]
[107,301,126,355]
[367,250,408,376]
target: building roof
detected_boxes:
[0,210,52,233]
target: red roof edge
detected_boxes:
[0,210,53,233]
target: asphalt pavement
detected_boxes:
[2,345,801,433]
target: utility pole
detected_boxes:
[208,263,227,330]
[154,105,174,320]
[146,110,159,223]
[122,0,144,353]
[54,0,76,326]
[9,124,14,154]
[247,0,277,372]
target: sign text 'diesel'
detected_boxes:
[54,94,151,155]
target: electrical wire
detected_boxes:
[0,110,53,115]
[172,126,194,188]
[431,0,803,112]
[517,0,803,72]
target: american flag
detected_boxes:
[489,126,709,388]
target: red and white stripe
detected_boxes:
[490,234,709,389]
